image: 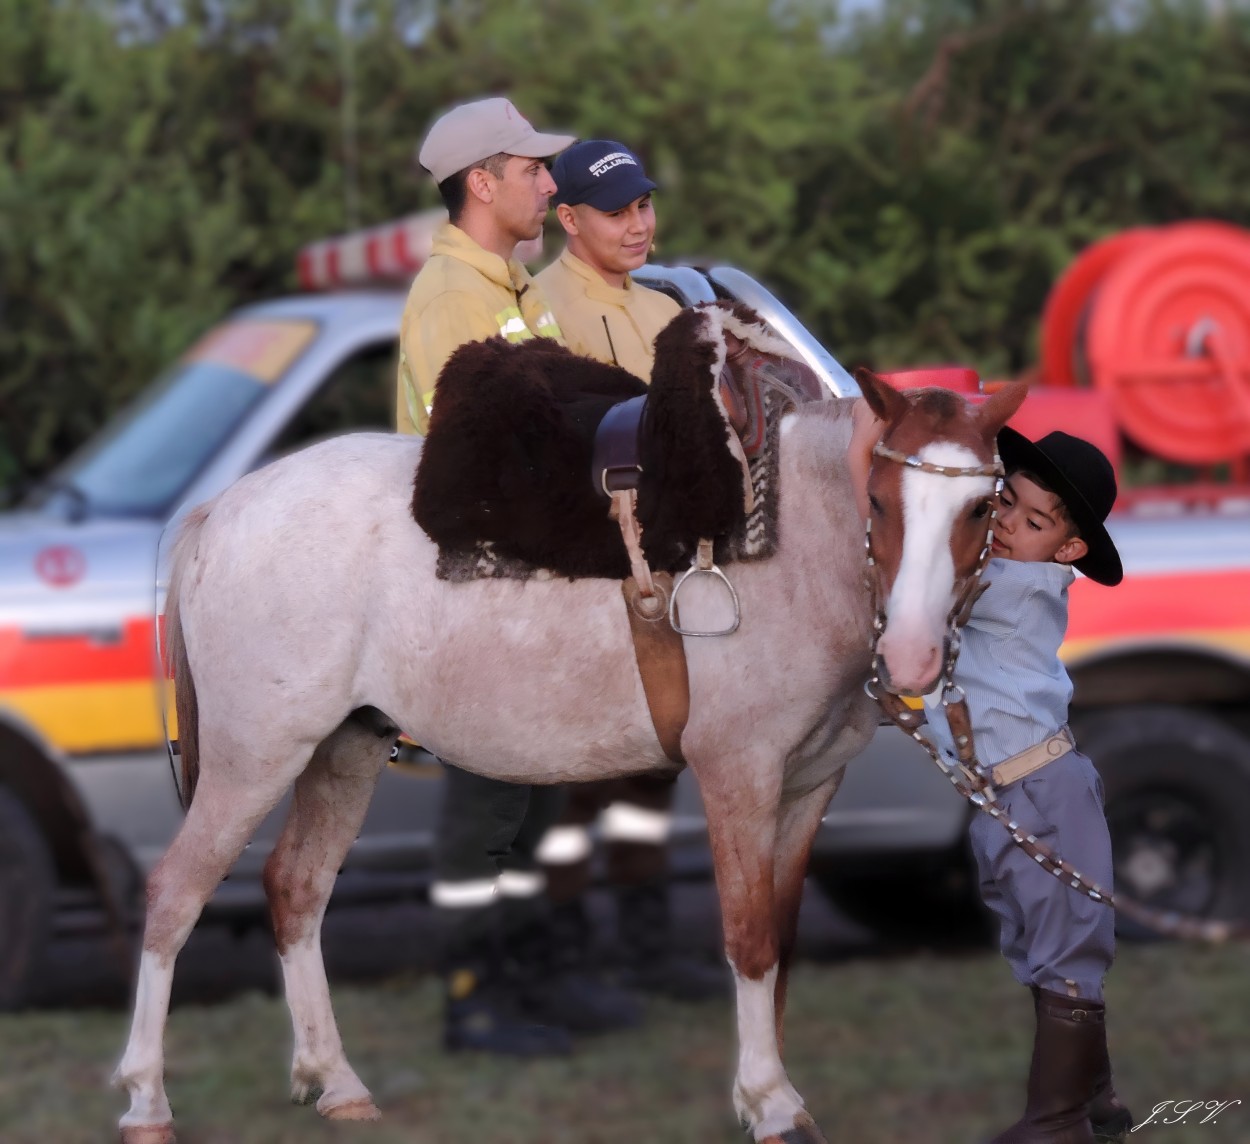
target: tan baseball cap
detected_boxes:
[418,97,575,184]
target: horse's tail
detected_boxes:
[164,502,212,809]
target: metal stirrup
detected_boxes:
[669,539,741,637]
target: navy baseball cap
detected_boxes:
[551,140,657,212]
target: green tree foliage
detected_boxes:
[2,0,1247,487]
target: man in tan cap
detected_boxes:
[397,97,573,435]
[397,98,640,1058]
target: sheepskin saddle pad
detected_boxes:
[412,300,823,584]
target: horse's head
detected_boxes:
[857,371,1028,697]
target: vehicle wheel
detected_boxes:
[0,787,56,1009]
[808,844,993,946]
[1077,705,1250,942]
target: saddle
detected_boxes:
[412,301,825,585]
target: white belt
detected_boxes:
[989,725,1075,787]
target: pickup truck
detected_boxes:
[4,233,1249,1008]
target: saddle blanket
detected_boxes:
[412,303,810,585]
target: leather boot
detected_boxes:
[1089,1018,1134,1141]
[1029,987,1134,1142]
[508,905,642,1034]
[616,879,730,1001]
[442,953,572,1057]
[989,988,1103,1143]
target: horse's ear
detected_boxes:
[856,368,909,425]
[975,381,1029,435]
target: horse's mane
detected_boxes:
[785,397,857,484]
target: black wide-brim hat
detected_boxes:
[996,426,1124,587]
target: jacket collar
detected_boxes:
[558,248,634,305]
[433,223,531,292]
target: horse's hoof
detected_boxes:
[759,1111,829,1144]
[320,1097,382,1122]
[119,1126,176,1144]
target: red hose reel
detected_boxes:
[1039,221,1250,465]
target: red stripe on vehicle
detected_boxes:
[0,617,158,689]
[1069,569,1250,642]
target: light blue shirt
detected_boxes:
[923,558,1075,770]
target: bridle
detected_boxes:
[862,439,1245,943]
[864,438,1004,800]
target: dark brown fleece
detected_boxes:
[413,305,750,580]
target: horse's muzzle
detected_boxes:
[875,633,950,699]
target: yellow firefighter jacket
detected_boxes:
[396,223,563,435]
[534,249,681,383]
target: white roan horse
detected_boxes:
[113,334,1026,1143]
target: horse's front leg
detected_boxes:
[697,764,828,1144]
[771,775,843,1044]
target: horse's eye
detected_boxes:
[971,500,990,520]
[868,494,883,516]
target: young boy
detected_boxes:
[938,427,1134,1144]
[852,405,1135,1143]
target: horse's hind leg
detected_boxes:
[114,757,300,1143]
[263,717,391,1122]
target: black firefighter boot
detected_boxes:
[507,902,642,1034]
[989,989,1104,1144]
[616,878,730,1001]
[1027,988,1134,1141]
[441,940,573,1057]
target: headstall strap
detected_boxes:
[864,443,1246,944]
[870,441,1005,480]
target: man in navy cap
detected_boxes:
[536,140,683,378]
[400,101,642,1058]
[533,140,728,1003]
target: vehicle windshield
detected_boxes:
[25,318,318,519]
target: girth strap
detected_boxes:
[621,573,689,765]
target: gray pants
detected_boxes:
[970,750,1115,1001]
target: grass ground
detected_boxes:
[2,942,1248,1143]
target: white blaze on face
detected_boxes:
[877,441,992,694]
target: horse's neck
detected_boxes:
[772,401,866,612]
[780,401,858,526]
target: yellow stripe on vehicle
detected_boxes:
[2,680,168,754]
[1061,628,1250,666]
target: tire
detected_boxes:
[1077,705,1250,942]
[0,787,55,1009]
[808,843,993,946]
